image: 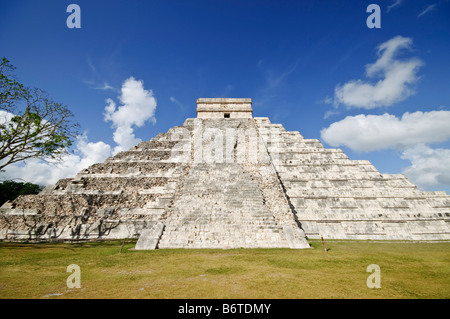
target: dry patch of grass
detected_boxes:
[0,240,449,299]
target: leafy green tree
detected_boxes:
[0,180,44,205]
[0,58,79,170]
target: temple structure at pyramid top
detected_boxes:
[197,98,253,118]
[1,98,449,248]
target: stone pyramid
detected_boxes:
[1,98,449,249]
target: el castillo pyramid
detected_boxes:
[1,98,449,249]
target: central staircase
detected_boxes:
[157,163,291,248]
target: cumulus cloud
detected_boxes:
[401,144,450,190]
[332,36,423,109]
[104,77,157,154]
[1,77,157,186]
[320,110,450,152]
[1,134,112,185]
[0,110,14,124]
[321,110,450,191]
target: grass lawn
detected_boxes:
[0,239,449,299]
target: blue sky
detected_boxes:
[1,0,449,193]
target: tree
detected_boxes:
[0,58,79,170]
[0,180,44,206]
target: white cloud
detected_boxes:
[0,110,14,124]
[333,36,423,109]
[320,110,450,152]
[321,110,450,191]
[1,134,112,186]
[104,77,157,154]
[1,76,157,186]
[75,134,112,171]
[418,4,437,17]
[401,144,450,190]
[111,125,140,153]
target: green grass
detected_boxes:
[0,239,449,299]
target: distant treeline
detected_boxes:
[0,180,43,206]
